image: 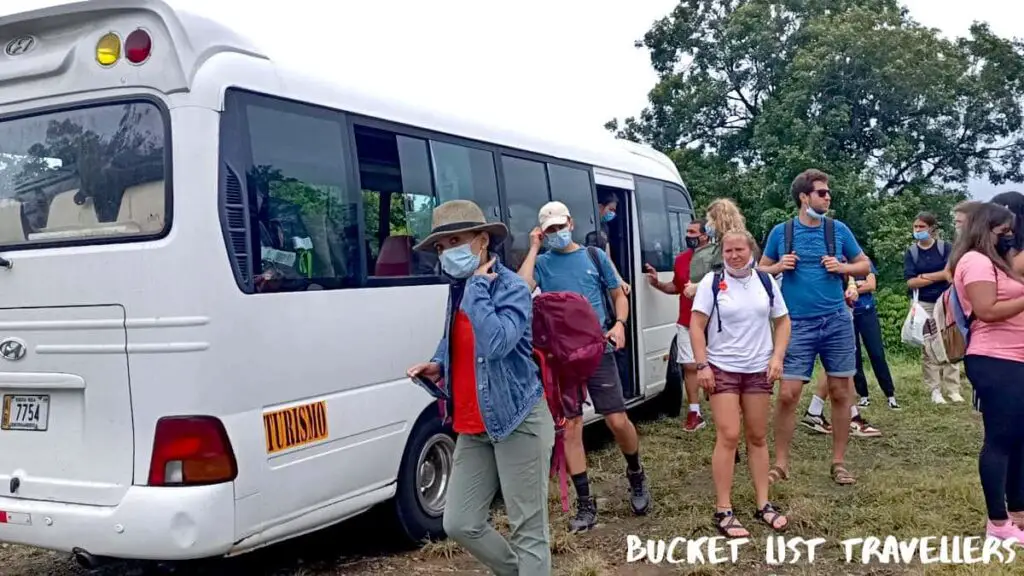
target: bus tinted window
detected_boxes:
[636,178,672,271]
[501,155,550,268]
[547,164,595,245]
[354,126,438,277]
[429,141,501,224]
[243,99,359,292]
[0,101,167,247]
[665,185,693,256]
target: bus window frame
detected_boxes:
[0,94,174,253]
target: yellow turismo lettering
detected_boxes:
[263,401,329,454]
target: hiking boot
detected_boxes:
[626,467,651,516]
[850,415,882,438]
[801,411,832,434]
[857,396,870,407]
[887,397,901,410]
[684,411,706,432]
[569,496,597,533]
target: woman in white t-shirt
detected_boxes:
[690,228,792,539]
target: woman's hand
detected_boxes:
[475,256,497,280]
[697,365,715,393]
[407,362,441,383]
[684,282,698,299]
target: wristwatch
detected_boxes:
[695,362,709,371]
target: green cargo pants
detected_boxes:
[442,398,555,576]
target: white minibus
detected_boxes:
[0,0,694,565]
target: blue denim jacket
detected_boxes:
[413,260,543,442]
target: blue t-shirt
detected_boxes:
[852,263,878,311]
[534,246,620,328]
[763,218,864,320]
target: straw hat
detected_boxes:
[413,199,509,252]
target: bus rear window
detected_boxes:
[0,100,168,247]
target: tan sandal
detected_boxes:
[831,463,856,485]
[768,465,789,485]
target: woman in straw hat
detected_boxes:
[407,199,554,575]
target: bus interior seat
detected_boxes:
[117,180,165,233]
[0,199,25,243]
[43,189,100,230]
[375,235,413,277]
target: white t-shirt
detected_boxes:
[692,271,788,373]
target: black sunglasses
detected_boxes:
[811,189,831,198]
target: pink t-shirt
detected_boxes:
[953,251,1024,362]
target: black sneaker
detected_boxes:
[626,467,651,516]
[887,397,901,410]
[569,496,597,533]
[800,411,832,434]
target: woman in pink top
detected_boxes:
[951,203,1024,542]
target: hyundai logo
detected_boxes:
[0,338,27,361]
[5,36,36,57]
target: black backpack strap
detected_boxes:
[585,245,615,330]
[756,270,775,309]
[824,217,836,257]
[705,271,724,340]
[784,218,795,255]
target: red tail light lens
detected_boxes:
[125,29,152,64]
[148,416,237,486]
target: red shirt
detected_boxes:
[673,250,695,327]
[451,310,486,435]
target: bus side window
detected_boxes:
[500,155,550,269]
[429,140,501,224]
[664,185,693,257]
[354,126,438,278]
[237,95,359,293]
[635,178,673,272]
[547,164,596,247]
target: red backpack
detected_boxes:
[531,291,606,512]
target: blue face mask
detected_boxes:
[602,211,616,223]
[545,229,573,251]
[913,230,930,241]
[440,242,481,279]
[806,207,826,220]
[704,223,716,238]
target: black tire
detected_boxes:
[390,410,456,546]
[660,335,683,418]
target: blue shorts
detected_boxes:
[783,308,857,382]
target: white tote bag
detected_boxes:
[901,289,928,348]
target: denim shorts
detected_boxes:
[782,308,857,382]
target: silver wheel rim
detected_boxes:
[416,433,455,517]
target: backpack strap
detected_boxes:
[909,244,920,267]
[784,218,795,255]
[937,239,947,258]
[706,271,725,339]
[824,217,836,257]
[585,245,615,330]
[756,270,775,309]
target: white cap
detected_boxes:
[538,201,571,230]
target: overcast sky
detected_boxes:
[6,0,1024,200]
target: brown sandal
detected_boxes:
[768,465,789,485]
[755,502,789,532]
[831,463,856,485]
[713,510,750,539]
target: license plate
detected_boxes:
[1,395,50,431]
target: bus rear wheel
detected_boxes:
[392,413,455,545]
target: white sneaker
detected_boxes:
[949,393,965,403]
[931,390,947,404]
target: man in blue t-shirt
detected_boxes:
[519,201,650,533]
[758,169,872,487]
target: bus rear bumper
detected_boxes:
[0,483,235,561]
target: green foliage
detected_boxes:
[874,286,913,357]
[608,0,1024,342]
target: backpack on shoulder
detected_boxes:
[784,216,850,287]
[531,291,606,512]
[923,286,973,364]
[704,269,776,339]
[909,240,948,268]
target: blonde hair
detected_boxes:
[706,198,746,238]
[721,228,758,253]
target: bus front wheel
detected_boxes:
[392,411,456,545]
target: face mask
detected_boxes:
[545,229,573,251]
[913,230,931,241]
[996,234,1015,257]
[725,257,754,277]
[602,211,616,223]
[704,223,716,238]
[685,236,700,250]
[806,207,826,220]
[440,242,481,279]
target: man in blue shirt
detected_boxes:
[758,169,872,487]
[519,201,651,533]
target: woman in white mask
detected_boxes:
[689,229,792,539]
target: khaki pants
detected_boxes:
[920,301,962,395]
[442,399,555,576]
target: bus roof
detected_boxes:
[1,0,683,187]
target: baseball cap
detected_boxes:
[538,201,571,231]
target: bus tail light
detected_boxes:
[125,29,152,64]
[148,416,238,486]
[96,32,120,66]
